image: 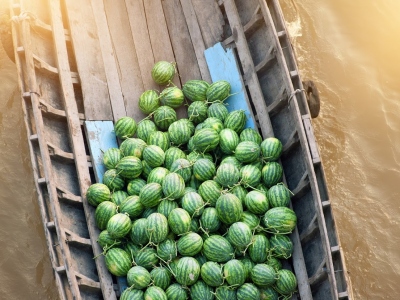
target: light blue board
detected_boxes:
[84,120,128,294]
[204,42,256,129]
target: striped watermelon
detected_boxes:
[97,230,121,249]
[170,158,192,183]
[182,79,210,102]
[142,208,158,218]
[274,269,297,295]
[227,222,253,248]
[230,185,247,205]
[102,148,122,170]
[160,86,184,108]
[168,208,191,235]
[120,196,144,218]
[157,199,178,218]
[200,261,224,287]
[270,234,293,259]
[137,119,157,143]
[190,218,200,233]
[116,156,143,179]
[104,248,132,276]
[147,167,170,185]
[156,239,177,261]
[147,131,170,152]
[139,90,160,114]
[162,173,185,200]
[144,286,167,300]
[190,280,214,300]
[165,283,188,300]
[175,257,201,286]
[268,183,291,208]
[215,285,237,300]
[177,232,203,256]
[123,241,140,260]
[203,117,224,133]
[240,128,263,145]
[237,283,260,300]
[267,257,283,272]
[244,190,269,215]
[107,213,132,239]
[151,267,171,290]
[259,287,279,300]
[141,160,153,179]
[192,128,220,153]
[202,235,234,263]
[146,213,169,243]
[153,106,177,131]
[181,192,204,217]
[120,288,144,300]
[114,116,137,139]
[135,247,159,270]
[248,234,270,263]
[151,61,175,85]
[240,164,261,188]
[207,102,229,122]
[220,156,242,170]
[110,190,128,206]
[263,207,297,234]
[95,201,117,230]
[219,128,240,155]
[239,257,255,281]
[143,145,165,167]
[224,110,246,134]
[215,163,240,188]
[240,211,261,231]
[164,147,186,169]
[251,264,277,287]
[261,137,283,162]
[102,169,125,191]
[216,193,243,224]
[139,182,163,208]
[223,259,246,286]
[262,162,283,188]
[206,80,231,102]
[193,158,216,182]
[86,183,110,207]
[168,119,192,145]
[235,141,261,164]
[119,138,147,159]
[188,101,208,124]
[200,207,221,233]
[127,266,151,289]
[130,218,149,245]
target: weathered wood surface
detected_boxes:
[103,0,145,120]
[64,0,112,120]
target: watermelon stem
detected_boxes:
[155,255,177,277]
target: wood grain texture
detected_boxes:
[64,0,112,120]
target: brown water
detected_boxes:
[281,0,400,298]
[1,0,399,299]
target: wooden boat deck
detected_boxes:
[9,0,352,299]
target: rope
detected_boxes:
[288,88,305,107]
[11,11,37,23]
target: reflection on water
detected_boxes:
[281,0,400,298]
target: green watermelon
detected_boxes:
[240,164,261,188]
[206,80,231,102]
[156,239,177,261]
[107,213,132,239]
[122,242,140,260]
[120,288,144,300]
[223,259,246,286]
[215,193,243,224]
[203,235,234,263]
[183,79,210,102]
[215,163,240,188]
[220,156,242,170]
[144,286,167,300]
[147,167,170,185]
[227,222,252,248]
[119,196,144,218]
[162,173,185,200]
[237,283,260,300]
[240,128,262,145]
[215,285,237,300]
[165,283,188,300]
[200,261,224,287]
[175,256,201,286]
[116,156,143,179]
[190,280,214,300]
[119,138,147,159]
[97,230,121,249]
[224,110,246,134]
[127,266,151,289]
[143,145,165,167]
[200,207,221,233]
[168,208,191,235]
[139,182,163,208]
[260,137,283,162]
[207,102,229,122]
[160,86,184,108]
[170,158,192,183]
[268,183,291,208]
[110,190,128,206]
[102,148,122,170]
[267,257,283,272]
[114,116,137,139]
[259,287,279,300]
[168,119,192,145]
[263,207,297,234]
[86,183,111,207]
[251,264,276,287]
[203,117,224,133]
[193,158,216,181]
[239,257,255,281]
[146,212,169,243]
[130,218,149,246]
[240,211,261,231]
[151,61,175,85]
[135,248,159,270]
[192,128,220,153]
[188,101,208,124]
[164,147,186,170]
[235,141,261,164]
[270,234,293,259]
[274,269,297,295]
[139,90,160,115]
[198,180,222,207]
[219,128,240,155]
[248,234,270,263]
[244,190,269,215]
[153,106,177,131]
[177,232,203,256]
[150,267,171,290]
[95,201,117,230]
[262,162,283,188]
[157,199,178,218]
[147,131,170,152]
[104,248,131,276]
[181,192,204,217]
[137,119,158,143]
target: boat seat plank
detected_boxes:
[64,0,113,121]
[103,0,146,120]
[192,0,225,48]
[302,114,321,164]
[90,0,127,121]
[204,42,256,129]
[180,0,211,82]
[144,0,180,88]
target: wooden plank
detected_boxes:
[90,0,127,120]
[49,1,117,299]
[144,0,180,87]
[63,0,113,120]
[204,43,256,129]
[162,0,202,83]
[103,0,146,120]
[124,0,159,91]
[84,121,118,183]
[223,0,274,138]
[192,0,225,48]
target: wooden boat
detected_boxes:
[8,0,352,299]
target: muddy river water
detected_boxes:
[0,0,399,299]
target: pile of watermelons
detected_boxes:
[86,61,299,300]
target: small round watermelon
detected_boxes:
[182,79,210,102]
[151,61,175,85]
[114,116,137,139]
[139,90,160,114]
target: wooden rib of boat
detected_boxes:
[9,0,352,299]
